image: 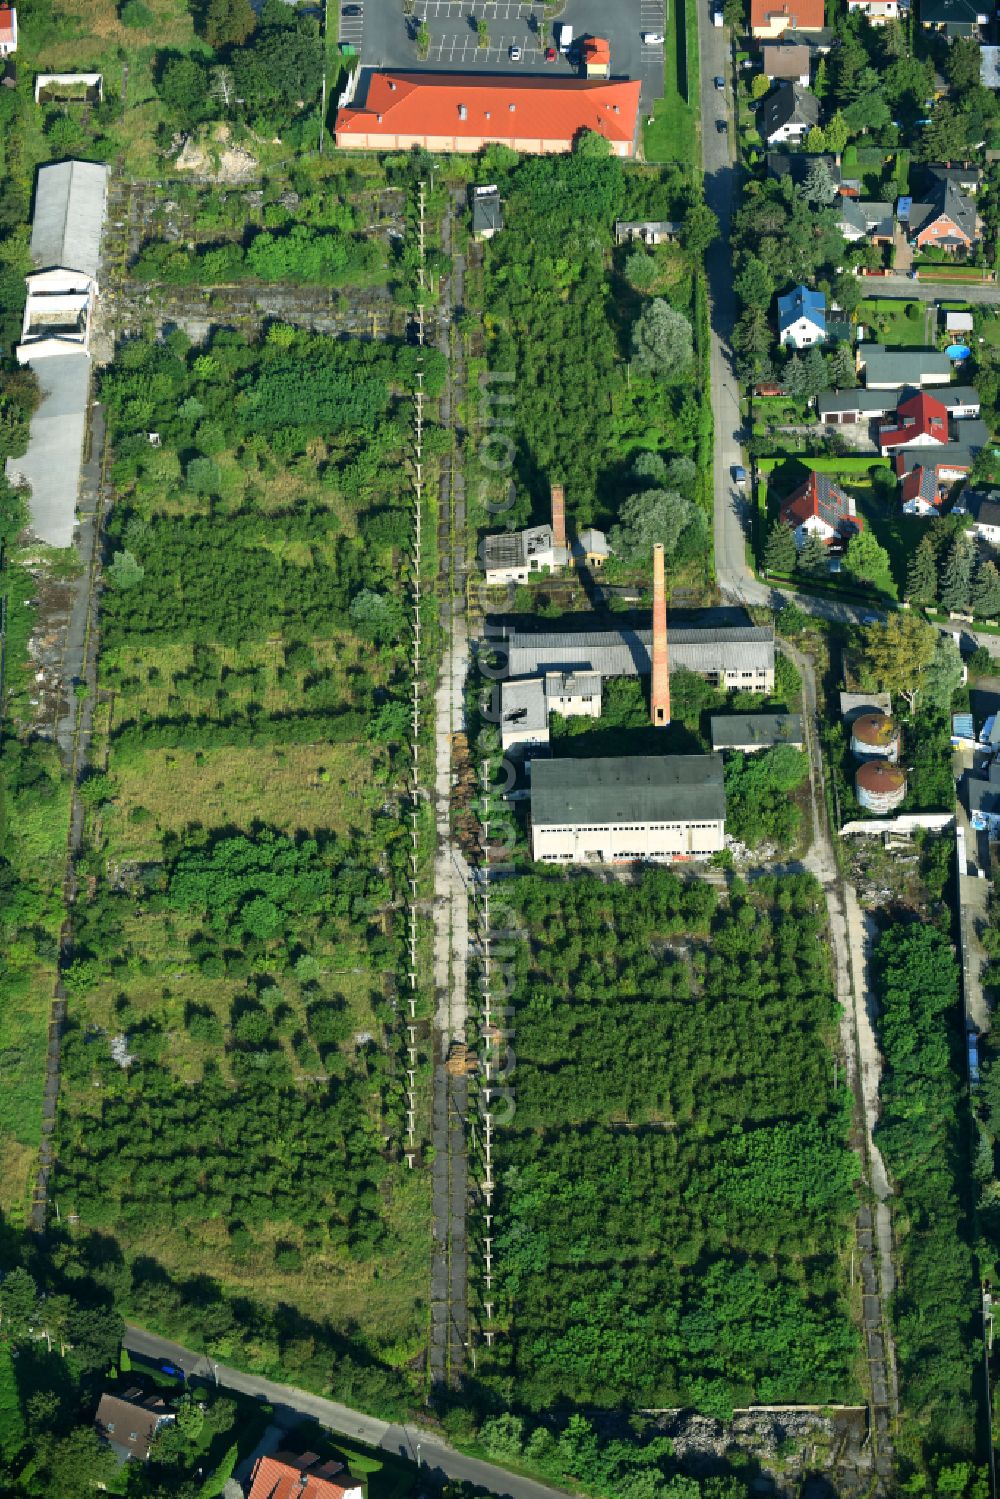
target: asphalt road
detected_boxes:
[860,274,1000,305]
[695,1,760,603]
[124,1326,573,1499]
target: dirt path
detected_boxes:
[782,640,899,1478]
[430,187,471,1389]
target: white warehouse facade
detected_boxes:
[530,755,726,865]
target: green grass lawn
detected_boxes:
[857,298,933,347]
[643,0,698,167]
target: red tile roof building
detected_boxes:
[248,1452,364,1499]
[581,36,612,77]
[878,391,950,449]
[0,5,17,55]
[780,471,863,546]
[336,72,641,156]
[751,0,825,34]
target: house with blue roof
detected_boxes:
[777,284,826,348]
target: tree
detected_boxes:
[203,0,256,48]
[844,529,894,593]
[921,634,965,712]
[608,488,704,567]
[763,520,796,575]
[844,92,890,136]
[106,548,145,590]
[0,1267,37,1339]
[800,156,838,206]
[734,255,774,309]
[946,36,983,94]
[680,200,720,260]
[782,353,808,401]
[797,530,829,576]
[34,1427,119,1497]
[158,56,216,123]
[802,346,827,402]
[804,125,827,153]
[940,534,975,614]
[416,21,430,56]
[625,250,657,290]
[906,535,938,608]
[973,560,1000,619]
[477,18,489,46]
[751,73,771,100]
[920,101,969,163]
[857,613,936,709]
[824,110,849,153]
[630,300,693,380]
[827,340,857,388]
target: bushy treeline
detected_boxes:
[132,223,384,287]
[488,871,860,1414]
[874,923,979,1457]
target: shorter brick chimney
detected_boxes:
[651,542,670,728]
[550,483,566,550]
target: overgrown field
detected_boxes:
[471,153,713,585]
[486,870,862,1414]
[51,325,444,1404]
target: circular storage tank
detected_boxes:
[851,712,899,762]
[856,761,907,813]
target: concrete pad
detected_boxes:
[6,353,91,547]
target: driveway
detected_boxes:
[359,0,646,86]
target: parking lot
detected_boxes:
[350,0,664,102]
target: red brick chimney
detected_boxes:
[550,483,566,550]
[651,541,670,728]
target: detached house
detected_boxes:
[903,177,981,252]
[780,472,862,547]
[919,0,988,37]
[778,284,826,347]
[760,81,820,144]
[249,1452,364,1499]
[751,0,825,37]
[0,5,16,55]
[856,343,953,389]
[836,199,894,243]
[95,1389,175,1464]
[761,44,811,84]
[878,391,951,449]
[847,0,903,20]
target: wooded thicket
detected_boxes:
[486,870,860,1415]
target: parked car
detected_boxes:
[342,5,361,14]
[509,43,521,59]
[545,44,556,59]
[714,75,725,89]
[641,31,664,43]
[716,118,727,132]
[713,7,724,23]
[732,464,747,487]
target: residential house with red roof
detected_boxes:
[751,0,825,38]
[780,471,862,548]
[878,391,950,449]
[248,1451,365,1499]
[0,5,17,55]
[335,73,641,156]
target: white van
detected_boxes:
[559,22,573,49]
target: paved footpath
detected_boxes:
[124,1326,573,1499]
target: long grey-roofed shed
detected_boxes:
[30,159,108,276]
[531,754,725,827]
[710,713,804,751]
[504,625,774,679]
